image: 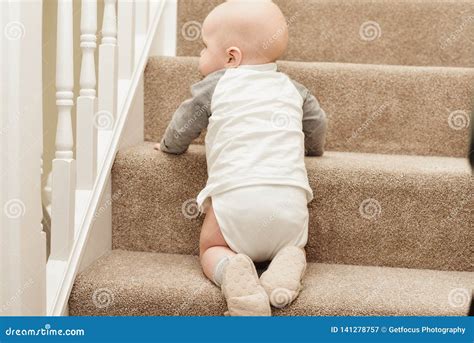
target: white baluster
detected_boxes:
[135,0,149,66]
[118,0,135,79]
[51,0,76,261]
[98,0,118,131]
[77,0,98,190]
[102,0,117,45]
[150,0,177,56]
[44,172,53,215]
[135,0,149,36]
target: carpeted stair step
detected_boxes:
[111,142,472,272]
[145,56,474,158]
[176,0,474,67]
[68,249,474,316]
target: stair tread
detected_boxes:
[69,249,473,316]
[112,142,472,271]
[121,141,471,181]
[145,56,474,158]
[139,142,470,176]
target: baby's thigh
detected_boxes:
[199,202,229,253]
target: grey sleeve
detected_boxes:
[160,69,225,154]
[291,79,328,156]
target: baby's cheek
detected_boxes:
[198,58,207,76]
[199,56,213,76]
[197,55,204,69]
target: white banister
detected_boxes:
[50,0,76,261]
[149,0,160,27]
[77,0,98,190]
[97,0,118,131]
[43,0,167,315]
[118,0,135,79]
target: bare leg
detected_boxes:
[199,203,236,283]
[199,202,271,316]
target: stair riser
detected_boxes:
[145,57,474,158]
[177,0,474,67]
[112,144,472,272]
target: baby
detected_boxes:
[155,0,327,316]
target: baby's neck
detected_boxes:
[238,56,276,66]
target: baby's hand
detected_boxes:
[154,143,161,151]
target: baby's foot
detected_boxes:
[221,254,271,316]
[259,246,307,308]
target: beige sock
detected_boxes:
[259,246,307,308]
[213,256,230,287]
[221,254,272,316]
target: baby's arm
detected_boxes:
[159,69,225,154]
[291,80,328,156]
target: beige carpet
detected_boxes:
[69,1,474,317]
[177,0,474,67]
[145,56,474,158]
[69,250,474,316]
[110,142,472,272]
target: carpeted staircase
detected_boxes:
[69,0,474,316]
[177,0,474,67]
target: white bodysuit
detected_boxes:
[160,62,327,262]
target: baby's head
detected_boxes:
[198,0,288,76]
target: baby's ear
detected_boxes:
[225,46,242,67]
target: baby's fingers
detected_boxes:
[154,143,161,151]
